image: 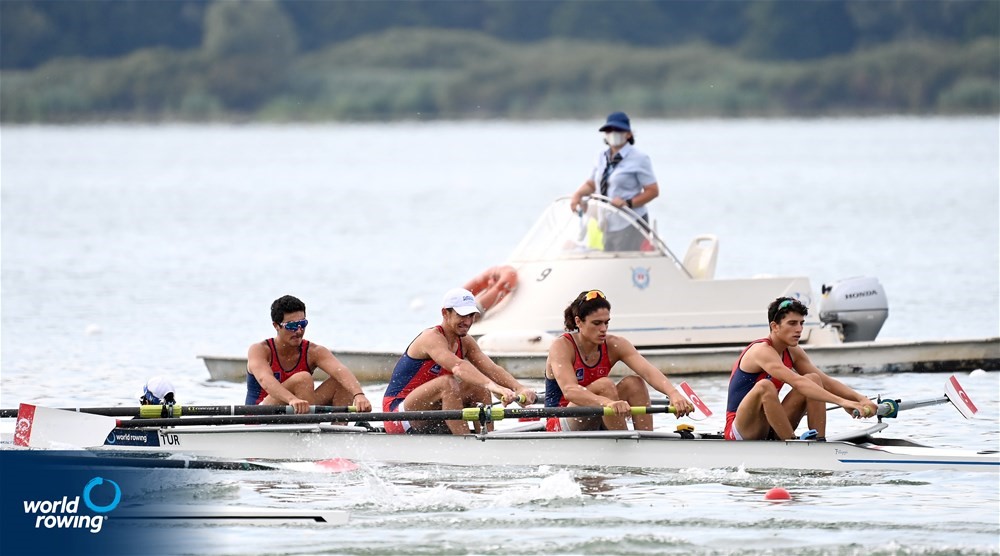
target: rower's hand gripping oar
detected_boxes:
[850,374,979,420]
[514,381,714,421]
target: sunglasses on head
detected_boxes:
[279,319,308,331]
[583,290,606,302]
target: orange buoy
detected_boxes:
[463,265,517,313]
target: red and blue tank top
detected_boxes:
[382,326,463,411]
[723,338,795,438]
[544,333,613,407]
[245,339,313,405]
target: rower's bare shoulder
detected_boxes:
[247,340,270,358]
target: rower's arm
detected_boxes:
[611,336,693,416]
[759,349,853,408]
[247,342,304,407]
[310,344,372,412]
[789,347,878,414]
[422,334,515,403]
[465,339,537,405]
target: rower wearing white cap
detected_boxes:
[140,376,176,405]
[382,287,538,435]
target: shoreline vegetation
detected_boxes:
[2,3,997,123]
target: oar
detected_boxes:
[518,381,714,421]
[13,403,679,448]
[848,374,980,419]
[0,404,356,419]
[115,405,679,428]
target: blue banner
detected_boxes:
[1,451,210,556]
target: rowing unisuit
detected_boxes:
[382,326,463,433]
[544,333,612,430]
[245,338,313,405]
[724,337,795,440]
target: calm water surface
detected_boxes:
[2,118,998,554]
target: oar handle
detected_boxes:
[853,399,900,418]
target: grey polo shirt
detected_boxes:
[588,143,657,232]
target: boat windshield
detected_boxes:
[506,195,676,263]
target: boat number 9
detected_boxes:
[537,268,551,282]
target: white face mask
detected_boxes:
[604,131,628,148]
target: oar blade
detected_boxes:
[945,375,979,419]
[679,381,714,418]
[14,404,117,448]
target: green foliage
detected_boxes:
[1,27,996,123]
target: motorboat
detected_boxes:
[469,195,888,353]
[196,196,998,381]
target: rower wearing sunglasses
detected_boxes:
[544,289,694,431]
[246,295,372,414]
[382,287,538,435]
[724,297,877,441]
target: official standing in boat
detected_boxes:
[545,290,694,431]
[382,288,538,435]
[246,295,373,415]
[724,297,878,441]
[569,111,659,251]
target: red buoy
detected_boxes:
[764,487,791,501]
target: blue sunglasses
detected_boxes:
[279,319,308,331]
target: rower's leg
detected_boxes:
[403,376,469,435]
[314,376,354,406]
[734,380,794,440]
[261,372,316,405]
[787,374,827,437]
[616,376,652,431]
[587,377,628,430]
[458,381,492,432]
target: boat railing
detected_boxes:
[506,195,691,277]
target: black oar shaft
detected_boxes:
[0,405,352,419]
[112,405,677,429]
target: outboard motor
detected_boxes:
[819,276,888,342]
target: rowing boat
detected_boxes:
[82,421,998,473]
[5,376,996,473]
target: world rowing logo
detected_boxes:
[22,476,121,533]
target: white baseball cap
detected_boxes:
[442,287,480,316]
[141,376,176,404]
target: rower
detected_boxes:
[139,376,177,418]
[544,289,694,431]
[723,297,879,441]
[140,376,176,406]
[381,287,538,435]
[246,295,373,415]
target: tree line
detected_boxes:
[4,0,996,69]
[1,0,996,122]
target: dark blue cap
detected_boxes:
[599,111,631,132]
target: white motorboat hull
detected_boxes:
[90,423,999,473]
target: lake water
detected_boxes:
[1,118,998,554]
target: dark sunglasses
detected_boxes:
[279,319,308,331]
